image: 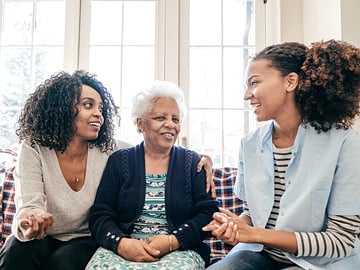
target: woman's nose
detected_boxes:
[94,108,102,117]
[165,118,175,127]
[243,87,254,100]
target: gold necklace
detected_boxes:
[56,151,87,184]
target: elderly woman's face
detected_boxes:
[138,97,180,152]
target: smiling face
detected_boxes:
[244,59,296,122]
[73,85,104,141]
[137,97,180,154]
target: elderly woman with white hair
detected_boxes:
[86,81,219,270]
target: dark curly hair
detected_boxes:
[253,40,360,132]
[297,40,360,131]
[16,70,119,152]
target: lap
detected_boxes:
[0,235,97,270]
[206,250,281,270]
[86,247,205,270]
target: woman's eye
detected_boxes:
[84,102,93,108]
[251,81,258,87]
[172,118,179,124]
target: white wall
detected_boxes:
[341,0,360,47]
[303,0,342,45]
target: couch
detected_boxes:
[0,148,242,264]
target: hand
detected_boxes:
[198,154,216,198]
[203,208,251,246]
[18,208,53,240]
[117,237,160,262]
[146,234,178,257]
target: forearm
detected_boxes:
[250,227,297,253]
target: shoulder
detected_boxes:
[115,139,133,149]
[242,121,273,144]
[108,144,137,161]
[172,146,201,164]
[18,139,51,160]
[301,125,360,143]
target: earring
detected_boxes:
[138,129,143,133]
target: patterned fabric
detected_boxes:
[0,148,17,248]
[204,167,242,264]
[131,174,168,239]
[86,247,205,270]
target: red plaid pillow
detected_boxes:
[0,148,17,248]
[204,167,243,264]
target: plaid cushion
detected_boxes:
[0,148,17,248]
[204,167,243,264]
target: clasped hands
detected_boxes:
[18,208,54,240]
[202,208,253,246]
[117,234,178,262]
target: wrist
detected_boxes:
[168,234,173,252]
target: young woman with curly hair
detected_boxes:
[0,70,214,270]
[204,40,360,270]
[0,70,131,270]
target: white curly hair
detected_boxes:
[131,80,187,125]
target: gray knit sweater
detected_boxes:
[12,139,130,241]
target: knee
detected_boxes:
[0,236,47,269]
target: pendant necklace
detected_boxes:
[57,151,87,185]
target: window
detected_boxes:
[0,0,265,167]
[180,0,260,167]
[0,0,67,150]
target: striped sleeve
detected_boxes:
[295,215,360,258]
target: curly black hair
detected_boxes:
[253,40,360,132]
[16,70,119,152]
[297,40,360,131]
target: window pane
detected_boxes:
[189,47,222,108]
[223,47,255,108]
[89,46,122,104]
[0,0,66,150]
[33,47,64,88]
[90,1,123,45]
[0,48,32,105]
[121,46,155,107]
[189,110,222,167]
[0,108,19,150]
[117,108,143,146]
[1,1,33,45]
[123,1,156,45]
[189,0,221,45]
[223,110,256,167]
[223,0,255,45]
[34,0,66,45]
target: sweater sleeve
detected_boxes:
[88,152,129,253]
[12,140,46,241]
[169,149,219,250]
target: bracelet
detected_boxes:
[168,234,173,252]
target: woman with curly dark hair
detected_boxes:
[204,40,360,269]
[0,70,131,270]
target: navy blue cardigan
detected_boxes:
[89,142,219,265]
